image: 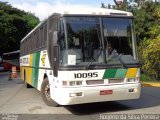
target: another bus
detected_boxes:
[20,8,141,106]
[1,50,20,71]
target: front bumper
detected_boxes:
[52,83,141,105]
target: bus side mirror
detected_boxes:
[52,46,59,77]
[47,30,59,77]
[52,31,60,77]
[53,31,60,45]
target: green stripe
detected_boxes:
[32,52,40,88]
[103,69,117,79]
[115,69,127,78]
[103,68,128,79]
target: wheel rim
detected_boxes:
[44,84,51,100]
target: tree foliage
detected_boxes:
[139,36,160,78]
[137,2,160,79]
[102,1,160,79]
[0,2,40,55]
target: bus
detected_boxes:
[20,8,141,106]
[1,50,20,71]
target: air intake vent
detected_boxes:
[86,80,104,85]
[110,13,127,16]
[109,79,124,84]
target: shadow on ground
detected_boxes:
[65,86,160,115]
[65,101,130,115]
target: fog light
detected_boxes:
[127,77,139,83]
[70,92,83,97]
[62,81,68,86]
[129,88,138,93]
[129,88,134,92]
[69,81,76,86]
[69,81,82,86]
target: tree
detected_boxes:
[0,2,40,55]
[101,1,160,79]
[138,2,160,79]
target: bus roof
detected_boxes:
[55,7,133,16]
[20,8,133,43]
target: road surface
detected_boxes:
[0,72,160,120]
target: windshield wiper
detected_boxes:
[118,55,128,68]
[86,26,103,69]
[109,54,127,68]
[86,47,103,69]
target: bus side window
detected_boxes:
[37,30,40,49]
[49,16,58,45]
[44,24,47,47]
[40,27,43,48]
[32,32,36,51]
[47,15,59,70]
[28,36,31,52]
[60,18,65,49]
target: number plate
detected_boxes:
[100,90,113,95]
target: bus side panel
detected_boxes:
[25,67,32,85]
[20,66,24,81]
[20,50,51,91]
[31,52,40,88]
[27,54,33,85]
[37,50,51,91]
[20,66,32,85]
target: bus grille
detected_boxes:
[109,79,124,84]
[86,80,104,85]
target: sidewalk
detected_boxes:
[141,81,160,87]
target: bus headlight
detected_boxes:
[69,81,82,86]
[127,77,139,83]
[62,81,83,86]
[62,81,68,86]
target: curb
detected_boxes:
[141,82,160,87]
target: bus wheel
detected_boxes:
[41,78,59,107]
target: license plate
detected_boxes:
[100,90,113,95]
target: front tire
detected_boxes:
[41,78,59,107]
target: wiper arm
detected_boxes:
[86,47,102,69]
[110,54,127,68]
[118,55,128,68]
[86,26,103,69]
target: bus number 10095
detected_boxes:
[74,72,98,78]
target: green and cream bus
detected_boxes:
[20,8,141,106]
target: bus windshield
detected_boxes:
[60,16,137,67]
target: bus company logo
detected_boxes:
[23,57,29,64]
[41,54,46,66]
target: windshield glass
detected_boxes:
[103,18,135,65]
[60,17,103,66]
[60,16,137,66]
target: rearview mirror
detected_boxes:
[47,30,59,77]
[52,46,59,77]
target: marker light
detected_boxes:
[70,92,83,97]
[127,77,139,83]
[129,88,138,93]
[69,81,82,86]
[62,81,68,86]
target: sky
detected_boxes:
[0,0,115,21]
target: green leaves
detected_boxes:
[139,37,160,79]
[102,1,160,79]
[0,2,40,55]
[136,2,160,79]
